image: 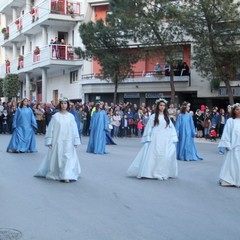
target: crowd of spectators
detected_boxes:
[0,99,232,142]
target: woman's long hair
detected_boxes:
[180,101,189,114]
[231,103,240,119]
[20,98,29,108]
[154,101,170,127]
[58,100,70,111]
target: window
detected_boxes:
[70,70,78,83]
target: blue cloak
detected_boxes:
[87,110,109,154]
[7,107,38,153]
[175,113,202,161]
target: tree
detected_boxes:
[178,0,240,105]
[78,15,142,104]
[0,78,4,97]
[4,74,20,101]
[110,0,186,104]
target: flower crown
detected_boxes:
[155,98,168,104]
[97,101,104,105]
[59,97,69,102]
[232,103,240,108]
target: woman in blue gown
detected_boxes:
[175,102,202,161]
[87,102,109,154]
[7,98,38,153]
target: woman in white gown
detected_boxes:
[35,97,81,182]
[218,103,240,187]
[127,98,178,180]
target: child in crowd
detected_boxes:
[137,119,144,138]
[121,114,128,137]
[209,127,217,142]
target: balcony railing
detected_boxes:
[0,45,81,75]
[49,44,79,60]
[50,0,81,15]
[0,0,81,45]
[82,72,190,82]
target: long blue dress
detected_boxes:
[7,107,38,153]
[175,113,202,161]
[87,109,109,154]
[70,109,81,137]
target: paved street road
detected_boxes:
[0,134,239,240]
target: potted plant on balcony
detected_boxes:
[34,46,40,55]
[3,27,9,40]
[1,28,6,34]
[30,8,35,14]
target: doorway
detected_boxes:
[53,90,58,106]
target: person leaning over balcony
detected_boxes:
[175,101,203,161]
[7,98,38,153]
[181,62,190,76]
[218,103,240,187]
[127,98,178,180]
[52,37,60,58]
[59,39,66,59]
[34,97,81,183]
[153,62,163,75]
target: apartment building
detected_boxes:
[0,0,239,108]
[81,0,239,109]
[0,0,84,104]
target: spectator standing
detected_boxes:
[34,103,46,134]
[121,114,128,137]
[45,103,57,126]
[193,109,203,138]
[2,109,9,134]
[112,110,121,137]
[202,107,211,139]
[77,105,86,139]
[217,108,227,138]
[8,104,16,134]
[168,103,177,124]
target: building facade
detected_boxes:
[0,0,239,109]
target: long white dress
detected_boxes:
[127,114,178,180]
[35,112,81,181]
[218,118,240,187]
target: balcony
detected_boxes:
[0,0,83,46]
[82,72,190,84]
[0,45,82,77]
